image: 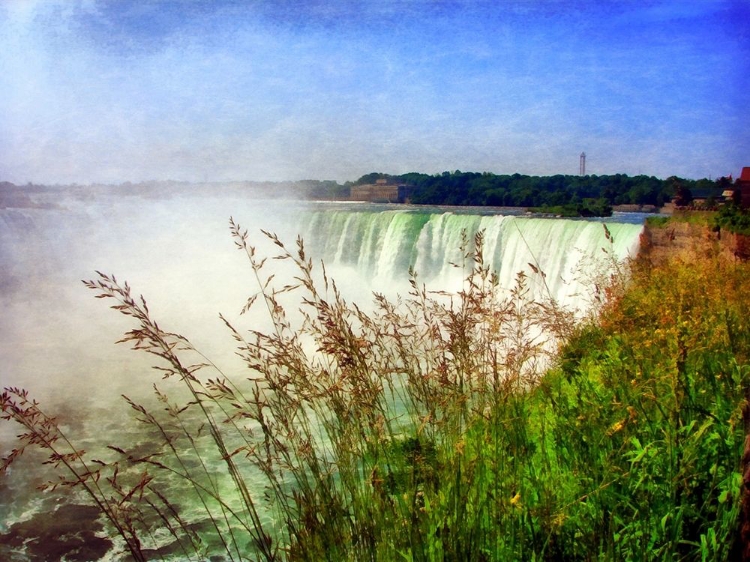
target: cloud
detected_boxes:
[0,0,748,183]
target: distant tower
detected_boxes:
[579,152,586,176]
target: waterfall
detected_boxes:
[0,195,645,558]
[0,200,644,405]
[299,209,643,311]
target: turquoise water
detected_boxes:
[299,207,643,312]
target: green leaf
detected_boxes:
[661,512,670,533]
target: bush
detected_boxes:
[714,204,750,236]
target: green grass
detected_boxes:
[3,221,749,561]
[644,215,671,228]
[646,211,719,229]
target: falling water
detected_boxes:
[0,190,644,559]
[298,208,642,309]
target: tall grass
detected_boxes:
[2,220,749,561]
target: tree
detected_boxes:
[672,178,693,207]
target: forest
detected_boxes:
[351,171,728,210]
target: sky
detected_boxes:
[1,0,748,185]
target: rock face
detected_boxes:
[733,233,750,261]
[639,220,750,265]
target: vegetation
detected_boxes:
[646,212,717,229]
[526,198,613,218]
[3,172,731,216]
[2,219,750,560]
[649,204,750,237]
[644,215,672,228]
[352,171,726,211]
[714,203,750,236]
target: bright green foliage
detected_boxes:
[646,212,717,229]
[519,250,750,560]
[373,171,717,208]
[644,216,672,228]
[526,197,613,217]
[714,204,750,236]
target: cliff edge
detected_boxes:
[639,218,750,265]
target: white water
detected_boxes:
[0,191,644,433]
[299,208,642,309]
[0,189,644,558]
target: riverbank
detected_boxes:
[639,212,750,265]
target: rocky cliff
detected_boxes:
[639,219,750,265]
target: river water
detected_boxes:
[0,187,645,560]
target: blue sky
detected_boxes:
[1,0,748,184]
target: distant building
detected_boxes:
[350,179,413,203]
[739,167,750,208]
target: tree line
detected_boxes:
[2,173,731,215]
[349,171,726,210]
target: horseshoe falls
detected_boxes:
[0,193,646,560]
[0,199,644,406]
[299,209,643,311]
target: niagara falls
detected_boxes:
[2,0,749,560]
[1,187,645,560]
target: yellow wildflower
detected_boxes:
[607,419,626,436]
